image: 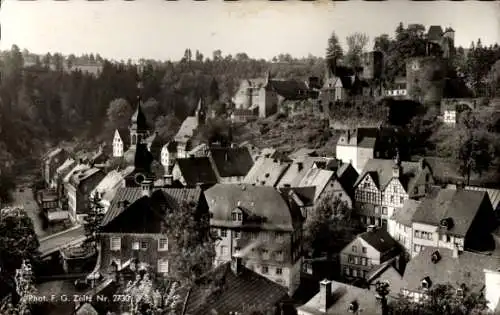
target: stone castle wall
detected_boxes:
[406,57,447,106]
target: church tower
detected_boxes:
[129,81,150,147]
[195,98,206,126]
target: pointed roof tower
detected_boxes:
[130,80,149,132]
[263,70,273,90]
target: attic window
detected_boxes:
[232,209,243,222]
[421,276,432,289]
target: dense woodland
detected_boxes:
[0,23,500,198]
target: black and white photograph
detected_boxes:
[1,0,500,314]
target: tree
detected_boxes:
[194,118,233,146]
[142,97,161,127]
[154,115,181,141]
[303,193,360,257]
[207,77,220,106]
[373,34,392,54]
[0,260,37,315]
[83,192,105,250]
[389,283,488,315]
[105,98,133,134]
[164,200,216,284]
[212,50,222,62]
[0,207,39,275]
[344,32,370,69]
[325,31,343,70]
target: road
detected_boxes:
[38,225,86,257]
[10,187,48,238]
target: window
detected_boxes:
[446,235,451,243]
[352,245,357,253]
[220,246,228,256]
[362,247,367,254]
[276,268,283,275]
[157,259,169,273]
[344,266,350,276]
[276,251,284,261]
[132,242,139,250]
[140,241,148,251]
[110,237,121,251]
[375,206,380,214]
[414,230,420,238]
[348,255,355,264]
[414,244,421,253]
[427,233,433,241]
[262,265,269,274]
[251,231,257,240]
[354,257,359,265]
[232,211,242,221]
[390,195,394,203]
[221,228,227,237]
[262,249,270,260]
[400,197,404,204]
[352,269,358,277]
[382,207,388,215]
[235,247,241,253]
[393,186,397,193]
[233,230,241,239]
[275,232,284,243]
[158,238,168,251]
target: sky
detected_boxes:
[1,0,499,62]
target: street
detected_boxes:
[10,187,48,238]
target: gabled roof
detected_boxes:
[297,280,381,315]
[279,186,316,207]
[205,184,302,231]
[410,187,489,237]
[68,166,102,187]
[100,187,202,232]
[268,79,310,100]
[55,158,76,176]
[243,157,290,187]
[446,184,500,211]
[175,157,218,186]
[402,247,498,293]
[180,262,289,315]
[63,164,88,184]
[277,157,324,188]
[358,228,400,254]
[297,168,335,200]
[174,117,199,143]
[336,163,359,192]
[354,159,428,194]
[115,128,130,147]
[209,147,254,178]
[336,128,379,148]
[90,167,134,202]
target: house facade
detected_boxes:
[205,184,304,296]
[42,148,70,187]
[98,184,205,276]
[340,226,401,280]
[353,157,433,228]
[174,99,206,158]
[390,187,496,258]
[112,129,130,158]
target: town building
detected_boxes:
[401,247,497,304]
[205,183,304,296]
[390,186,496,258]
[230,108,257,123]
[89,166,134,212]
[159,141,177,173]
[64,164,105,222]
[365,260,405,298]
[207,146,254,184]
[176,257,292,315]
[440,98,478,126]
[297,279,382,315]
[112,129,130,158]
[41,148,70,187]
[98,183,205,276]
[353,157,434,228]
[384,77,408,98]
[171,156,218,188]
[426,25,455,59]
[340,226,402,281]
[279,186,316,220]
[51,157,76,192]
[174,98,207,158]
[129,101,151,148]
[232,72,311,118]
[243,157,291,187]
[123,143,155,188]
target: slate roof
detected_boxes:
[402,247,498,293]
[391,199,421,226]
[354,159,427,194]
[337,163,359,192]
[359,228,400,254]
[55,158,76,177]
[175,157,218,186]
[209,147,254,178]
[187,143,209,157]
[410,187,488,237]
[279,186,316,207]
[269,79,310,100]
[90,167,134,202]
[297,280,381,315]
[180,262,289,315]
[427,25,444,41]
[424,156,463,184]
[297,168,335,200]
[446,184,500,212]
[174,117,199,143]
[205,184,303,231]
[243,157,290,187]
[115,128,130,147]
[69,167,102,187]
[100,187,202,232]
[63,164,89,184]
[277,157,324,188]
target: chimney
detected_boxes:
[318,279,332,313]
[141,180,153,197]
[231,255,243,275]
[163,174,173,187]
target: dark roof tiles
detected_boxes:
[176,157,218,186]
[209,147,254,178]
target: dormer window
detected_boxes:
[231,208,243,222]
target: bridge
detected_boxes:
[38,225,86,259]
